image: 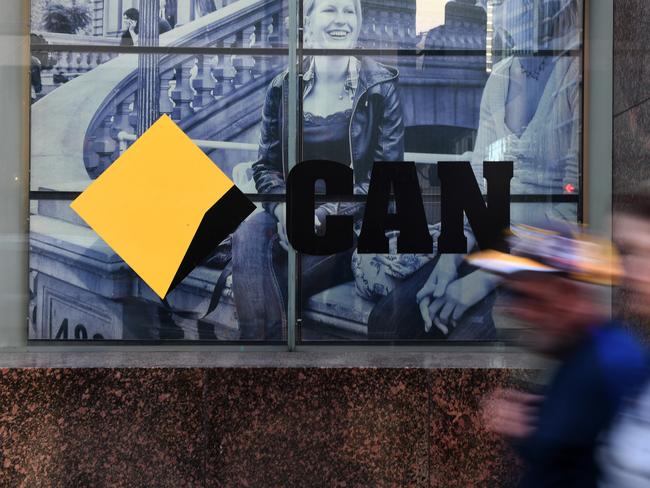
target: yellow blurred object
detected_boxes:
[466,224,623,286]
[466,249,556,274]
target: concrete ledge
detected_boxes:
[0,349,537,369]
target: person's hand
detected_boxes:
[273,203,289,251]
[417,254,459,300]
[424,271,498,335]
[482,388,542,440]
[273,203,320,251]
[416,254,461,332]
[126,20,138,44]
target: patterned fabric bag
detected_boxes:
[351,224,441,301]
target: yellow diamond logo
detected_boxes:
[70,115,255,299]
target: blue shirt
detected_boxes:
[517,322,648,488]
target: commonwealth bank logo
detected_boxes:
[71,115,255,299]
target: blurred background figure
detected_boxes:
[598,185,650,487]
[30,33,51,103]
[477,224,648,487]
[30,55,43,102]
[120,7,139,46]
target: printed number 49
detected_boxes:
[54,319,104,340]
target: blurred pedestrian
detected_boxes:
[477,224,648,487]
[598,187,650,487]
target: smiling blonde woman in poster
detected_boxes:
[231,0,404,340]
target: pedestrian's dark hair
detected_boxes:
[617,182,650,220]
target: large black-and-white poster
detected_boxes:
[29,0,583,342]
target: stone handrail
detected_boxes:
[32,31,122,46]
[117,130,463,165]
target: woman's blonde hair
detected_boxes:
[303,0,363,47]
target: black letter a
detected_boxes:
[357,162,432,253]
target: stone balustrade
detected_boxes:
[84,18,285,178]
[32,32,121,99]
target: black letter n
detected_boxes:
[437,161,513,253]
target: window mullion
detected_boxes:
[286,0,301,351]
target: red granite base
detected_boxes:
[0,368,526,487]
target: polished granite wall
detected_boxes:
[613,0,650,202]
[613,0,650,333]
[0,365,527,487]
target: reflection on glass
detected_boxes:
[472,0,582,227]
[489,0,582,59]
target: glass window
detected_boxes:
[29,0,584,344]
[291,0,582,343]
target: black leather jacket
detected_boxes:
[252,57,404,218]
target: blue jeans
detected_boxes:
[231,211,353,340]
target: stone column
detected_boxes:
[137,0,161,135]
[92,0,105,36]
